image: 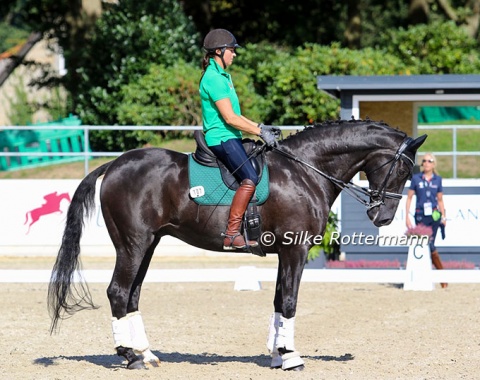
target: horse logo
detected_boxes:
[25,191,71,234]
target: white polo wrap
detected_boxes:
[266,312,281,353]
[111,316,132,348]
[128,311,150,352]
[111,311,150,351]
[275,315,296,351]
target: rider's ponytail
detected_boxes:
[200,53,214,83]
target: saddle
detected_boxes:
[192,130,265,190]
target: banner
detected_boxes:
[0,179,194,256]
[379,193,480,247]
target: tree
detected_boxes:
[72,0,201,150]
[382,21,480,74]
[408,0,480,39]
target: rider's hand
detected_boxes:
[259,124,281,137]
[259,128,277,148]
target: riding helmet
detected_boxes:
[203,29,240,52]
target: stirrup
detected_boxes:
[221,232,246,250]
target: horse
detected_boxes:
[25,191,71,234]
[48,119,426,371]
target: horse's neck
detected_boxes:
[293,134,371,181]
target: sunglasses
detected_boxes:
[422,159,434,163]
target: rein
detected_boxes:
[271,137,414,210]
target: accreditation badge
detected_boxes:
[423,202,433,216]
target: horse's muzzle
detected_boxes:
[367,207,395,227]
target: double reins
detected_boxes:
[271,137,415,210]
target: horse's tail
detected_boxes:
[48,162,111,334]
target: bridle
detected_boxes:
[271,137,415,210]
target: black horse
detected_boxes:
[48,119,426,371]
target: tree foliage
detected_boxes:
[2,0,480,151]
[238,42,408,125]
[71,0,201,150]
[74,0,200,125]
[381,21,480,74]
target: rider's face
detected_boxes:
[217,48,236,67]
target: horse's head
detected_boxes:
[364,134,427,227]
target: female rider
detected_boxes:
[199,29,278,251]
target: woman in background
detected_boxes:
[406,153,447,288]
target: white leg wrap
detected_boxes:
[127,311,150,353]
[111,311,151,352]
[266,312,281,353]
[111,316,132,349]
[276,316,296,352]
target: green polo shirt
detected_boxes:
[199,58,242,146]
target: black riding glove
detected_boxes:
[259,124,281,137]
[259,124,278,147]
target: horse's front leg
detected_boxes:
[267,248,307,371]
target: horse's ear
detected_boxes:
[408,134,427,152]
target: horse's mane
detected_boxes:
[278,118,407,147]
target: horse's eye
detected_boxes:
[397,168,408,177]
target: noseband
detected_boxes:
[272,137,415,210]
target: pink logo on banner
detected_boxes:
[25,191,71,234]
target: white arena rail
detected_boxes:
[1,268,479,285]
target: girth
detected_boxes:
[192,130,265,190]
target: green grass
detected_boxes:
[418,125,480,178]
[419,128,480,152]
[0,138,198,179]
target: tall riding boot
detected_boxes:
[431,250,448,288]
[223,179,258,250]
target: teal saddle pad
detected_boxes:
[188,155,269,206]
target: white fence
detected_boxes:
[0,125,303,175]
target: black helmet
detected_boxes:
[203,29,240,52]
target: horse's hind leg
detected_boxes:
[108,235,161,369]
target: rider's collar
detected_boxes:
[208,58,230,77]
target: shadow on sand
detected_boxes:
[33,351,355,369]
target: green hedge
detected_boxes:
[81,21,480,151]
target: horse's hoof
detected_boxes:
[288,364,305,371]
[127,359,148,370]
[141,349,161,368]
[143,359,160,368]
[270,353,283,369]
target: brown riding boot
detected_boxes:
[223,179,258,250]
[431,250,448,288]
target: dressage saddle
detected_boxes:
[192,130,265,190]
